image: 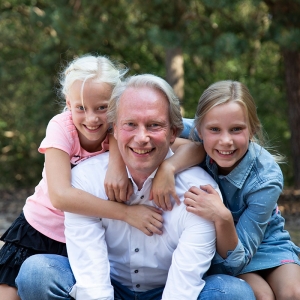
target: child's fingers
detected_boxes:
[105,186,116,201]
[126,181,133,201]
[157,194,169,211]
[118,188,127,202]
[170,191,181,207]
[200,184,218,195]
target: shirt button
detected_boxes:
[136,284,140,288]
[140,195,144,199]
[134,270,138,273]
[135,248,139,252]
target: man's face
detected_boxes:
[114,86,177,185]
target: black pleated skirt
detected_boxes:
[0,211,67,287]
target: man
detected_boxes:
[16,74,255,300]
[65,74,217,299]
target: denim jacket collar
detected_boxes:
[206,142,259,189]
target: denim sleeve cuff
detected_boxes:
[212,240,247,276]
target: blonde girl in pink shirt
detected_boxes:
[0,55,204,300]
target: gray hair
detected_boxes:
[107,74,183,135]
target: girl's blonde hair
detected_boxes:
[193,80,284,162]
[58,54,127,110]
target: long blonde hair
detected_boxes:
[193,80,284,163]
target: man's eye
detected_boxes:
[122,123,136,130]
[149,124,159,129]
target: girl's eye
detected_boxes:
[210,127,219,132]
[98,105,108,111]
[78,106,85,111]
[231,127,242,132]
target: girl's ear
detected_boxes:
[66,96,72,110]
[196,127,203,140]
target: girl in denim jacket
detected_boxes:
[152,80,300,300]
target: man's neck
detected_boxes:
[128,169,154,191]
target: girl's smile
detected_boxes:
[66,80,112,152]
[197,101,251,175]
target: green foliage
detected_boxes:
[0,0,297,188]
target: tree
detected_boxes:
[0,0,297,188]
[264,0,300,188]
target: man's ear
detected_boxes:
[170,127,177,145]
[66,96,72,110]
[113,123,117,140]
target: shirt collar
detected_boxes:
[207,142,259,189]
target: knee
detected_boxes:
[16,254,75,300]
[277,285,300,300]
[201,275,255,300]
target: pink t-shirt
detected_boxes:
[23,111,109,243]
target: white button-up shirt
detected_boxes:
[65,150,220,300]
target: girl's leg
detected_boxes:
[265,264,300,300]
[238,272,275,300]
[0,284,20,300]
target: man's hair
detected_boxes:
[107,74,183,136]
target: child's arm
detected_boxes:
[45,148,163,236]
[105,133,133,202]
[184,185,238,258]
[150,138,206,211]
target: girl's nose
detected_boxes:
[219,132,233,145]
[85,111,98,123]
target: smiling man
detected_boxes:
[66,74,218,300]
[16,74,254,300]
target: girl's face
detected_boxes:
[197,101,251,175]
[66,80,112,152]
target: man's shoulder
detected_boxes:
[176,165,218,189]
[72,152,110,175]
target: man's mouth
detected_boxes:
[132,148,153,154]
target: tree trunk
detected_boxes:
[282,50,300,188]
[165,47,184,114]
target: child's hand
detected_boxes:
[105,166,133,202]
[150,160,180,211]
[184,185,226,222]
[124,205,164,236]
[106,133,133,202]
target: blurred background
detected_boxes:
[1,0,300,191]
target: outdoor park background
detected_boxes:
[0,0,300,246]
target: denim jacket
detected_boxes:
[181,118,299,276]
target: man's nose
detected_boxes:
[134,126,150,143]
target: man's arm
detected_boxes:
[64,157,114,300]
[162,212,216,300]
[65,213,113,300]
